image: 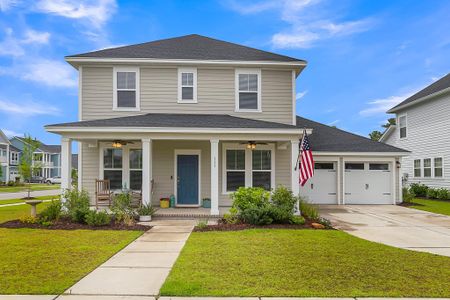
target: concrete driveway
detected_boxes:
[319,205,450,257]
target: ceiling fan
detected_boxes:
[112,140,134,148]
[239,141,268,149]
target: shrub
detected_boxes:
[426,188,438,199]
[289,215,305,225]
[410,183,428,197]
[138,203,157,216]
[240,206,274,225]
[85,210,111,226]
[316,217,333,229]
[222,207,240,224]
[196,219,209,229]
[402,187,415,203]
[63,189,91,223]
[39,200,62,221]
[19,215,38,224]
[436,188,449,200]
[231,187,270,211]
[299,198,319,221]
[112,192,136,225]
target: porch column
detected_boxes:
[142,138,152,206]
[61,137,72,202]
[210,139,220,215]
[6,144,10,182]
[291,139,300,215]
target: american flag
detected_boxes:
[298,130,315,186]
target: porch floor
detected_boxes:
[153,207,230,219]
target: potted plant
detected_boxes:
[138,203,157,222]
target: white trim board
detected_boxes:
[174,149,202,207]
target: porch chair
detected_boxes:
[95,179,113,209]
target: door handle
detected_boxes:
[365,183,369,190]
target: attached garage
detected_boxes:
[344,161,393,204]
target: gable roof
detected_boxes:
[11,136,61,153]
[378,125,396,143]
[296,116,407,153]
[46,113,299,130]
[66,34,305,63]
[387,73,450,113]
[0,129,10,144]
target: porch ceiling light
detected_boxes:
[246,141,256,150]
[112,141,123,148]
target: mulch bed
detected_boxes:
[399,202,423,207]
[0,217,150,231]
[194,219,331,232]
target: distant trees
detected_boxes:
[369,118,396,141]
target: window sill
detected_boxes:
[177,100,198,104]
[235,109,262,113]
[113,107,141,112]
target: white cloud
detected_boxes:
[34,0,117,29]
[327,119,340,126]
[0,0,19,11]
[0,98,60,116]
[3,129,23,138]
[0,27,50,57]
[1,58,77,88]
[22,29,50,44]
[296,90,308,100]
[227,0,374,49]
[359,92,414,116]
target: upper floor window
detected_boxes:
[10,152,18,163]
[235,69,261,112]
[178,68,197,103]
[113,67,140,111]
[399,115,407,138]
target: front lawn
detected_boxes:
[161,229,450,297]
[0,184,60,193]
[0,195,59,206]
[0,201,51,224]
[407,198,450,216]
[0,228,142,294]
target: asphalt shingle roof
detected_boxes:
[388,73,450,112]
[47,113,298,129]
[66,34,305,63]
[296,116,407,153]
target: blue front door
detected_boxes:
[177,154,199,205]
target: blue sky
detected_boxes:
[1,0,450,146]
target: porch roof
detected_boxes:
[46,113,300,130]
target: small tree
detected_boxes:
[71,168,78,188]
[0,165,3,183]
[369,130,383,141]
[19,135,41,199]
[382,117,396,129]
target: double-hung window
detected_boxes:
[103,148,123,189]
[252,150,272,190]
[178,68,197,103]
[225,150,245,192]
[423,158,431,177]
[399,115,407,138]
[113,67,140,110]
[434,157,443,177]
[235,69,261,111]
[129,149,142,190]
[414,159,421,177]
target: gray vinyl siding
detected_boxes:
[384,92,450,189]
[81,143,99,204]
[81,66,293,125]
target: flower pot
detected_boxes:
[139,215,152,222]
[202,198,211,208]
[160,198,170,208]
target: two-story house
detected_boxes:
[45,34,407,214]
[10,136,61,180]
[381,73,450,189]
[0,130,10,182]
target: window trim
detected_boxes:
[222,143,275,195]
[235,68,262,113]
[177,68,197,103]
[398,113,407,139]
[113,66,140,112]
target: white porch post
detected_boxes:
[142,138,152,206]
[6,144,10,182]
[291,139,300,215]
[210,139,220,216]
[61,137,72,202]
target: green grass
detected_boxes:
[0,195,59,206]
[0,184,60,193]
[161,229,450,297]
[0,228,142,294]
[408,198,450,216]
[0,201,52,223]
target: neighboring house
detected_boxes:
[381,73,450,189]
[10,136,61,179]
[45,34,407,214]
[0,130,10,182]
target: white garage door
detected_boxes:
[344,162,392,204]
[300,162,337,204]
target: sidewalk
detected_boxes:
[63,219,195,297]
[0,189,60,200]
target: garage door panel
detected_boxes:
[344,162,392,204]
[300,162,337,204]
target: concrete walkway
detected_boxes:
[0,189,60,200]
[63,219,195,298]
[319,205,450,256]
